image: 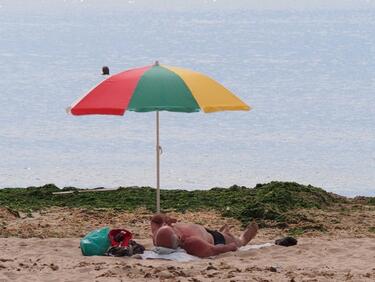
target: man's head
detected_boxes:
[154,226,179,249]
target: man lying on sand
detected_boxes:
[151,214,258,258]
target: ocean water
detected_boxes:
[0,2,374,196]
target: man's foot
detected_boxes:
[240,221,259,246]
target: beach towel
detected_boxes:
[139,243,275,262]
[140,247,198,262]
[239,242,274,251]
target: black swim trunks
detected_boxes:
[205,228,226,245]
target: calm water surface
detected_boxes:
[0,2,374,196]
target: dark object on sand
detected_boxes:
[130,240,146,254]
[102,66,110,75]
[275,236,297,247]
[105,240,145,257]
[106,246,131,257]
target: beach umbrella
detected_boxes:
[67,61,250,212]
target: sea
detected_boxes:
[0,1,374,196]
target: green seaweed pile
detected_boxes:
[0,181,345,226]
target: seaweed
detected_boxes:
[0,181,343,227]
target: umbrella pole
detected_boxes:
[156,111,160,213]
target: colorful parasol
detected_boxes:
[67,61,251,212]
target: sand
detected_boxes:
[1,207,375,281]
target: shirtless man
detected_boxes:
[151,214,258,258]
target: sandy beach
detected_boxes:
[1,1,375,281]
[1,206,374,281]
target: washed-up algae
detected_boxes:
[0,182,344,228]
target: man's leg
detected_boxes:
[239,221,258,245]
[222,221,258,247]
[181,236,237,258]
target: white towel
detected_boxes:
[140,247,198,262]
[139,243,274,262]
[239,242,274,251]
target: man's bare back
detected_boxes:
[151,214,258,258]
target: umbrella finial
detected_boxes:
[154,61,159,66]
[102,66,110,75]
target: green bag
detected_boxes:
[80,227,110,256]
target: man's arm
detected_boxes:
[181,236,237,258]
[150,214,177,237]
[151,214,176,227]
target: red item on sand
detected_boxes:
[108,229,133,247]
